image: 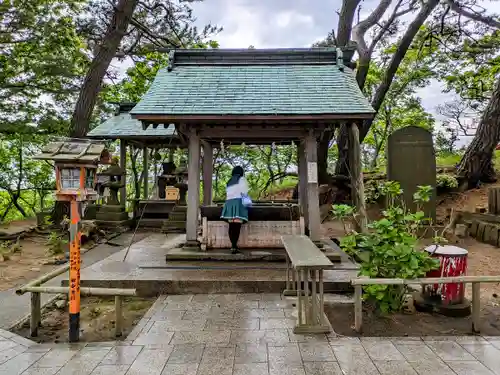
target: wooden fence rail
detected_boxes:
[351,275,500,334]
[16,267,136,338]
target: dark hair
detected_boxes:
[232,166,244,177]
[227,166,244,187]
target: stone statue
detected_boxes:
[100,158,125,205]
[158,162,177,199]
[174,162,189,205]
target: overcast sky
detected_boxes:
[186,0,499,144]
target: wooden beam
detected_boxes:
[186,128,201,246]
[119,139,127,207]
[143,146,149,199]
[133,113,375,123]
[202,142,213,205]
[298,141,308,231]
[305,131,321,243]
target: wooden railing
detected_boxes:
[351,276,500,333]
[16,265,136,338]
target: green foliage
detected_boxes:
[332,182,440,313]
[362,35,436,169]
[46,232,68,256]
[436,174,459,190]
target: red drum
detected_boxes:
[424,245,468,305]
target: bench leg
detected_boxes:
[297,270,303,325]
[293,269,332,334]
[283,255,296,296]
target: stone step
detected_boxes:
[138,218,165,228]
[168,212,187,221]
[98,205,125,213]
[94,219,131,229]
[96,211,129,221]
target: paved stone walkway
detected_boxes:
[0,232,151,329]
[1,293,500,374]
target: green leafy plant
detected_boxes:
[436,174,459,189]
[364,180,385,204]
[332,181,440,313]
[46,232,68,256]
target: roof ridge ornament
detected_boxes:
[167,50,175,72]
[336,48,344,72]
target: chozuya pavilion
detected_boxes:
[131,48,375,250]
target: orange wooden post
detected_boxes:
[68,198,81,342]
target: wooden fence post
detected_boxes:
[30,292,41,337]
[472,282,481,333]
[354,284,362,333]
[115,295,123,337]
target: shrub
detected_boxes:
[436,174,458,190]
[332,181,441,313]
[46,232,68,256]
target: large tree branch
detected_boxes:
[352,0,393,89]
[446,0,500,29]
[359,0,441,142]
[336,0,361,47]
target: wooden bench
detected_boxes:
[281,235,334,334]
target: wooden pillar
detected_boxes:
[305,131,321,243]
[143,146,149,199]
[153,148,158,199]
[186,129,201,246]
[348,123,368,233]
[298,141,309,230]
[202,142,213,206]
[119,139,127,207]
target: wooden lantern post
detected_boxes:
[33,140,110,342]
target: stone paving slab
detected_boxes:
[1,295,500,374]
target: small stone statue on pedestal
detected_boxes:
[100,159,125,205]
[158,162,177,199]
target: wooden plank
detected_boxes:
[281,235,334,269]
[352,275,500,285]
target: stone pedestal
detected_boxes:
[95,205,130,229]
[162,205,187,233]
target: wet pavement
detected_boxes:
[1,293,500,374]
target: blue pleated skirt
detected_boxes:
[221,198,249,222]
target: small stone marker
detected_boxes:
[387,126,436,222]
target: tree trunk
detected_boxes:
[317,130,333,184]
[334,0,440,177]
[457,76,500,188]
[70,0,138,138]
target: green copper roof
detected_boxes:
[87,112,176,139]
[130,48,375,117]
